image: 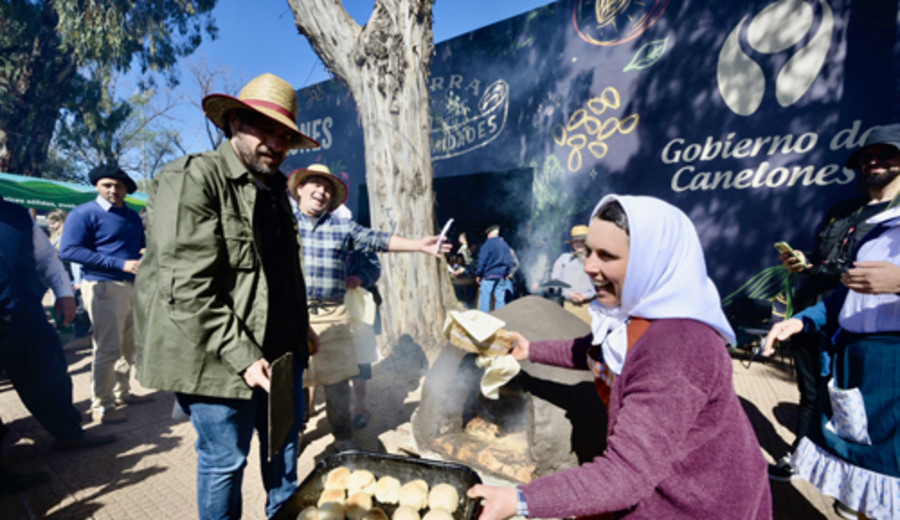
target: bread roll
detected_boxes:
[325,466,352,490]
[298,506,320,520]
[427,483,459,513]
[345,491,373,520]
[347,469,376,494]
[319,502,345,520]
[392,505,421,520]
[404,479,429,492]
[363,507,389,520]
[398,480,429,510]
[374,476,401,504]
[318,488,346,507]
[422,509,453,520]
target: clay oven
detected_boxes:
[412,296,607,483]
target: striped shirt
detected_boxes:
[295,211,391,301]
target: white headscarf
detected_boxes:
[588,195,736,375]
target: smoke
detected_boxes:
[513,155,600,295]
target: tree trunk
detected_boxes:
[290,0,458,357]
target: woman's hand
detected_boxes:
[762,318,804,356]
[508,331,530,361]
[467,484,518,520]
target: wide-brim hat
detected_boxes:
[567,225,589,242]
[88,164,137,194]
[846,123,900,168]
[287,164,348,211]
[202,73,319,150]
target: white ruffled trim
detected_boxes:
[792,437,899,520]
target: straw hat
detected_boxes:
[202,73,319,150]
[567,225,589,242]
[287,164,348,211]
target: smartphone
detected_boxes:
[435,218,454,255]
[773,241,810,267]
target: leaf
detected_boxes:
[624,38,669,72]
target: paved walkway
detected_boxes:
[0,333,848,519]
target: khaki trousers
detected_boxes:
[81,280,135,413]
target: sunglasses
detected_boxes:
[856,148,898,164]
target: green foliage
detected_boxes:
[0,0,217,176]
[52,77,184,180]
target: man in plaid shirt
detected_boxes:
[289,164,450,449]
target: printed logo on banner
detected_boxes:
[573,0,670,47]
[430,78,509,161]
[717,0,834,116]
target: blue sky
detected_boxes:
[159,0,553,154]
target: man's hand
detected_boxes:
[841,261,900,294]
[761,318,805,357]
[419,235,453,257]
[570,291,587,304]
[308,326,321,356]
[123,259,141,274]
[345,275,363,289]
[467,484,517,520]
[242,357,271,392]
[55,296,77,326]
[780,251,809,273]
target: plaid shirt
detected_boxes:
[295,211,391,301]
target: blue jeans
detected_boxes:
[176,363,305,520]
[479,278,512,312]
[0,307,84,442]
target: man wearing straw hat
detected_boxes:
[135,73,320,520]
[549,224,596,324]
[288,163,451,451]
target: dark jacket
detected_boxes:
[0,198,45,317]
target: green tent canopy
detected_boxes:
[0,172,147,212]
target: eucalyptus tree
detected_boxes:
[289,0,457,355]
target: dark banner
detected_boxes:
[285,0,900,295]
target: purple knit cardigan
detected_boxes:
[520,318,772,520]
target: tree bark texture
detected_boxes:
[289,0,459,356]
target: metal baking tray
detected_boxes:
[272,450,483,520]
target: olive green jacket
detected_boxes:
[134,142,308,399]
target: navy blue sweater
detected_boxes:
[60,198,145,282]
[476,236,516,279]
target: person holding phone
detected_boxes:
[288,163,451,452]
[763,202,900,520]
[768,124,900,482]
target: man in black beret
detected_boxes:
[60,164,147,425]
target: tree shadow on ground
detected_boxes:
[1,389,183,519]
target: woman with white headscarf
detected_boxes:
[468,195,771,520]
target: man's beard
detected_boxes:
[235,140,283,177]
[863,166,900,189]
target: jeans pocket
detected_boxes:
[825,379,872,445]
